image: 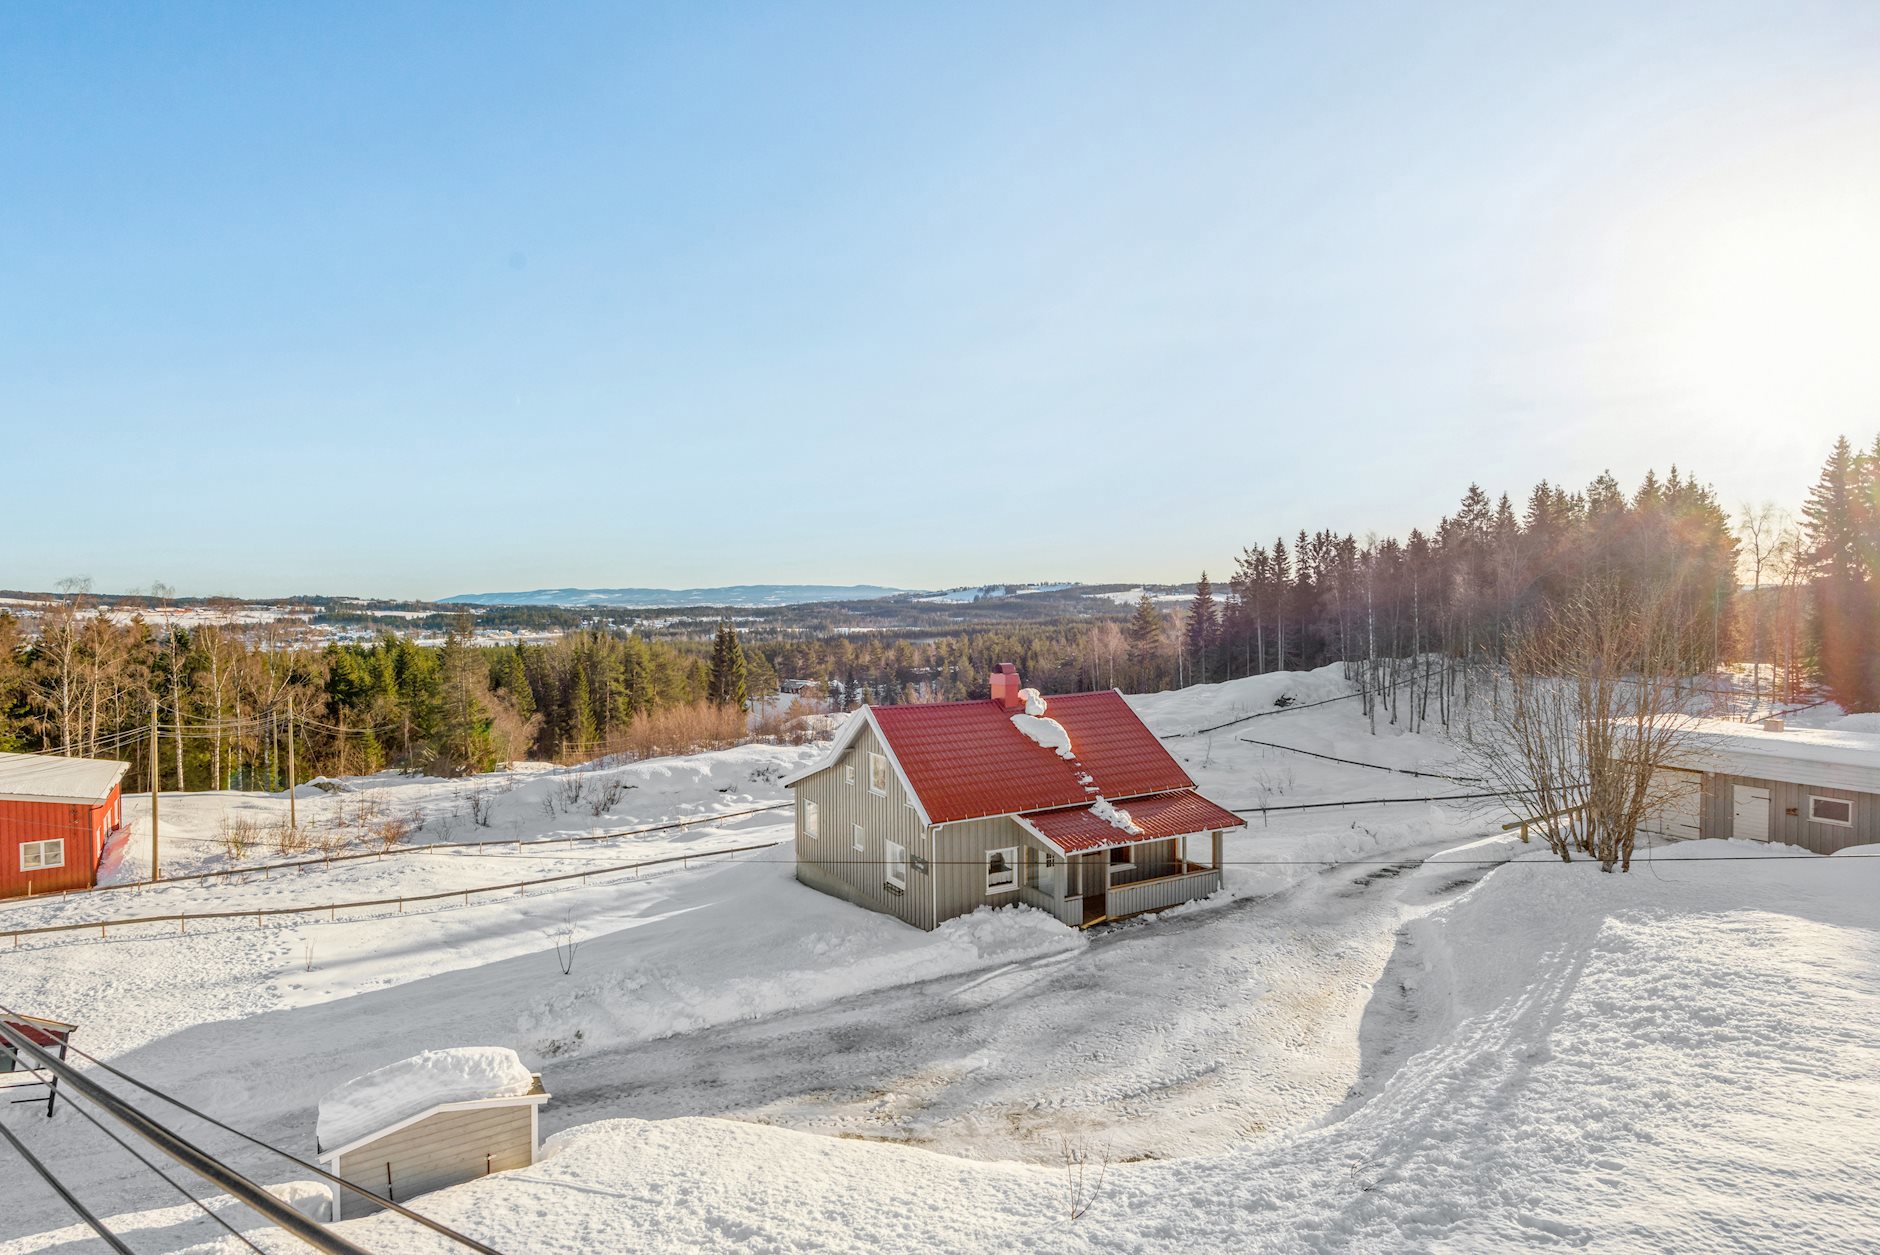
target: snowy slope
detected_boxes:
[6,669,1879,1253]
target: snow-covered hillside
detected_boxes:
[3,666,1877,1253]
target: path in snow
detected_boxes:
[533,832,1496,1164]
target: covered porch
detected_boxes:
[1015,819,1233,928]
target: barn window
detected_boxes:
[884,840,908,892]
[868,752,889,796]
[803,799,819,840]
[20,839,64,871]
[1808,796,1854,827]
[986,847,1018,893]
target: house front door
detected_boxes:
[1732,785,1771,842]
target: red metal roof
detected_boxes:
[1019,789,1246,855]
[867,688,1199,825]
[1041,691,1194,799]
[870,700,1089,824]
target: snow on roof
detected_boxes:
[1019,789,1246,856]
[1684,721,1880,789]
[1680,718,1880,794]
[780,683,1207,825]
[0,751,130,805]
[317,1047,537,1154]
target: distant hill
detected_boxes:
[439,585,911,609]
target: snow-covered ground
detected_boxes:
[3,666,1878,1253]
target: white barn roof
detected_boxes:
[0,751,130,805]
[1680,719,1880,795]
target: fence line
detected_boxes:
[1235,735,1485,783]
[2,840,783,947]
[1,802,794,911]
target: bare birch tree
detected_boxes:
[1466,580,1704,872]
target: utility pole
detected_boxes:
[149,702,160,882]
[286,692,297,832]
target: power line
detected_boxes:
[1233,735,1485,783]
[0,1018,374,1255]
[56,1088,266,1254]
[51,1039,506,1255]
[0,1118,137,1255]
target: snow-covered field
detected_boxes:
[3,666,1878,1253]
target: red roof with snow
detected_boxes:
[863,688,1198,825]
[1019,789,1245,855]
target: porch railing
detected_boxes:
[1106,865,1221,920]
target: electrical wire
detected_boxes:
[48,1040,505,1255]
[57,1089,266,1254]
[0,1118,137,1254]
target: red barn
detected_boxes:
[0,752,130,899]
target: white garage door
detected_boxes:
[1733,785,1772,842]
[1644,771,1703,840]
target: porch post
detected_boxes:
[1210,828,1223,871]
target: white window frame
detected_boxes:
[19,839,65,872]
[986,846,1018,894]
[803,798,819,841]
[844,761,856,786]
[868,752,889,796]
[852,822,865,852]
[1808,795,1854,827]
[884,839,907,892]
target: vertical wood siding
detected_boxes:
[1701,772,1880,854]
[793,722,934,928]
[0,785,117,900]
[334,1105,534,1220]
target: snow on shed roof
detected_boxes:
[785,688,1197,825]
[0,751,130,805]
[1680,718,1880,794]
[1019,789,1246,856]
[316,1047,540,1155]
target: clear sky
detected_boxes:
[4,2,1878,600]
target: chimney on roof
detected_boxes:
[990,663,1022,712]
[1762,717,1786,732]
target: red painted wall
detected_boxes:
[0,783,120,899]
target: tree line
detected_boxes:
[0,608,778,787]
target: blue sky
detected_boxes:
[5,2,1878,599]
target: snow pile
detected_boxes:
[1832,842,1880,856]
[317,1047,533,1152]
[1009,691,1076,760]
[1088,796,1141,834]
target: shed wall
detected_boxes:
[1702,772,1880,854]
[0,784,118,899]
[333,1104,534,1220]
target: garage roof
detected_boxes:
[0,752,130,805]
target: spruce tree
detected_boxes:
[1802,437,1876,709]
[708,619,749,710]
[1184,573,1219,685]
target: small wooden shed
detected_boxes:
[0,751,128,899]
[316,1048,548,1221]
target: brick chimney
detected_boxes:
[990,663,1022,711]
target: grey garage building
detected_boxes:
[1647,717,1880,855]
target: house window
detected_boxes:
[803,799,819,840]
[986,847,1018,893]
[868,752,889,796]
[884,839,907,892]
[844,761,856,786]
[1808,796,1854,827]
[852,822,865,852]
[20,839,64,872]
